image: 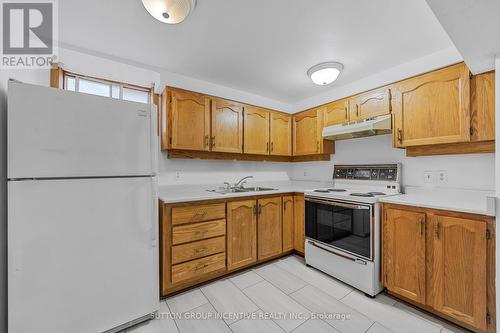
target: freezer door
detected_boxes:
[8,81,158,178]
[8,177,159,333]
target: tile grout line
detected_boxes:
[197,286,233,330]
[164,299,183,333]
[363,321,376,333]
[252,263,308,295]
[226,277,264,315]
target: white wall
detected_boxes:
[291,135,495,191]
[158,154,292,186]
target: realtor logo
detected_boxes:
[1,0,58,69]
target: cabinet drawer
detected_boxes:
[172,219,226,245]
[172,236,226,264]
[172,203,226,225]
[171,253,226,284]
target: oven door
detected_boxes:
[305,197,373,260]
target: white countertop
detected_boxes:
[159,180,333,204]
[379,186,497,217]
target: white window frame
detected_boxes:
[63,73,151,104]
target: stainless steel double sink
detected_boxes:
[207,186,276,194]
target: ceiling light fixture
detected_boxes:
[142,0,196,24]
[307,62,344,86]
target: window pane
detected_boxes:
[111,85,120,99]
[123,87,149,104]
[65,76,76,91]
[78,78,111,97]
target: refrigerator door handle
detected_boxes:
[151,177,159,248]
[150,105,159,176]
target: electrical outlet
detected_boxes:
[424,171,433,184]
[437,170,448,184]
[175,171,181,180]
[303,170,308,177]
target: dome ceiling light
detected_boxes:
[307,62,344,86]
[142,0,196,24]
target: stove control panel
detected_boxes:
[334,164,399,182]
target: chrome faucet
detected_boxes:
[234,176,254,188]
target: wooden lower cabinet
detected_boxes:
[383,208,426,304]
[293,195,305,254]
[257,197,282,260]
[382,204,495,333]
[282,196,294,252]
[227,200,257,270]
[431,214,487,331]
[161,193,301,297]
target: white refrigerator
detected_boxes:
[7,81,160,333]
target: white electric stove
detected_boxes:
[304,164,402,296]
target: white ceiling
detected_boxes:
[426,0,500,74]
[59,0,456,104]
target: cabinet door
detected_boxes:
[293,108,323,156]
[349,87,391,121]
[270,112,292,156]
[394,63,471,147]
[471,71,495,142]
[211,98,243,153]
[257,197,282,260]
[431,214,487,331]
[227,200,257,270]
[324,99,349,126]
[244,106,270,155]
[293,195,305,254]
[383,208,426,304]
[282,196,294,252]
[169,89,210,151]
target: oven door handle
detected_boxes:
[305,197,371,210]
[308,241,368,265]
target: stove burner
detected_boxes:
[313,189,330,193]
[368,192,386,196]
[328,189,347,192]
[350,193,375,197]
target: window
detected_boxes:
[64,73,151,104]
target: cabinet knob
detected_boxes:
[204,135,209,147]
[211,136,215,147]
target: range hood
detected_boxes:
[323,114,392,141]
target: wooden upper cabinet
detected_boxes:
[471,71,495,142]
[211,98,244,153]
[324,99,349,126]
[393,63,471,147]
[270,112,292,156]
[383,207,426,304]
[227,200,257,271]
[430,214,487,331]
[293,108,324,156]
[244,106,270,155]
[169,88,211,151]
[349,87,391,121]
[293,195,305,254]
[282,195,294,252]
[257,197,282,260]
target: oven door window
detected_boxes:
[305,200,372,259]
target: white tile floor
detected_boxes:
[127,255,469,333]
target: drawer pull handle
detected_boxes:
[194,211,208,218]
[194,264,208,271]
[195,247,208,254]
[196,230,208,235]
